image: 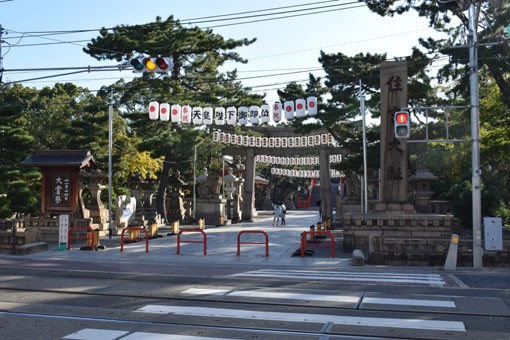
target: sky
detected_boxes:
[0,0,445,103]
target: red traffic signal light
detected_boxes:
[394,111,410,138]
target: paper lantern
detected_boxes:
[236,135,243,145]
[230,134,237,145]
[262,137,268,148]
[314,135,321,146]
[260,104,270,123]
[284,100,294,120]
[295,98,306,117]
[268,137,275,148]
[255,137,262,148]
[272,101,282,122]
[203,107,213,125]
[214,107,225,125]
[170,104,181,123]
[212,131,219,142]
[159,103,170,121]
[226,106,237,125]
[288,137,294,148]
[181,105,191,123]
[192,106,203,125]
[243,136,250,146]
[238,106,248,125]
[307,96,317,116]
[300,136,307,147]
[149,101,159,120]
[249,136,255,147]
[308,135,314,146]
[282,137,288,148]
[321,134,328,145]
[275,137,281,148]
[294,137,301,147]
[249,105,260,125]
[225,133,231,144]
[219,132,225,143]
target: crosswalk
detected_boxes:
[230,269,449,287]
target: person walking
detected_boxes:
[281,201,286,225]
[273,201,282,226]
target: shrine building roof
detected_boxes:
[20,150,98,169]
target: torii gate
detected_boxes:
[221,126,343,221]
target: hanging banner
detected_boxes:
[159,103,170,121]
[284,100,294,120]
[214,107,225,125]
[238,106,248,125]
[249,105,260,125]
[171,104,181,123]
[192,106,203,125]
[260,104,270,123]
[273,102,282,122]
[226,106,237,125]
[307,96,317,116]
[203,107,213,125]
[181,105,191,123]
[295,98,306,117]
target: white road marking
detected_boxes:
[137,305,466,332]
[231,269,445,286]
[64,329,235,340]
[183,287,454,308]
[63,328,128,340]
[362,297,456,308]
[227,290,360,303]
[182,288,231,295]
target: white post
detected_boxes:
[193,144,197,220]
[360,82,368,214]
[468,3,483,268]
[108,92,113,239]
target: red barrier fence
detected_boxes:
[120,227,149,253]
[237,230,269,257]
[300,231,335,258]
[67,226,94,250]
[177,229,207,255]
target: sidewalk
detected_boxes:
[23,209,353,267]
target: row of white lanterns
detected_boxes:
[148,97,318,125]
[271,168,343,178]
[212,131,334,147]
[255,154,342,165]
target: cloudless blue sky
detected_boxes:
[1,0,444,102]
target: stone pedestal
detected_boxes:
[195,198,226,226]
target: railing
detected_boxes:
[237,230,269,257]
[176,229,207,255]
[67,226,94,250]
[120,227,149,253]
[300,230,335,258]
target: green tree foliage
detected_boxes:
[0,84,41,217]
[84,16,263,218]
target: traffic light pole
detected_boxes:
[468,3,483,268]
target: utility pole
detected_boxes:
[468,3,483,268]
[360,80,368,214]
[0,25,4,85]
[108,91,114,239]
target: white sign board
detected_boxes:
[59,214,69,244]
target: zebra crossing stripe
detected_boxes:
[231,269,445,286]
[137,305,466,332]
[64,329,235,340]
[183,288,360,303]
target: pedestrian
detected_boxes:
[281,201,286,226]
[316,200,322,219]
[273,201,282,226]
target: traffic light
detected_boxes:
[131,57,172,73]
[394,111,410,138]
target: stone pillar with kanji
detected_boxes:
[376,61,414,212]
